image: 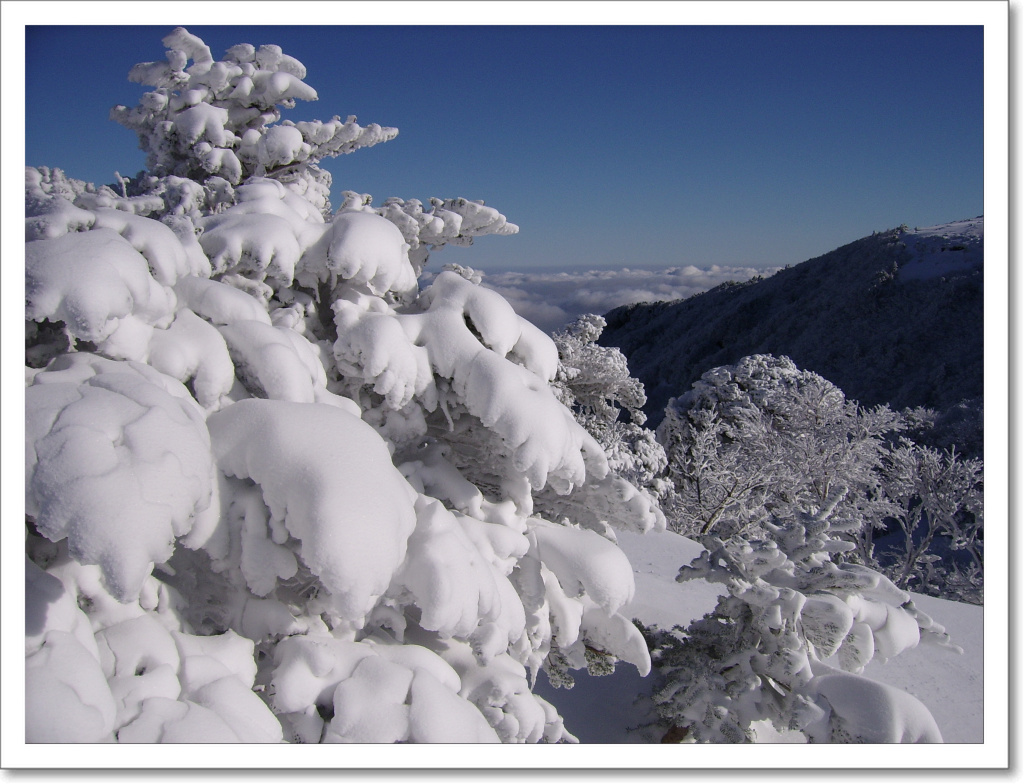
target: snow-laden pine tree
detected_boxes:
[24,28,664,744]
[647,355,961,742]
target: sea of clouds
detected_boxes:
[457,265,781,334]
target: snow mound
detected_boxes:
[26,229,176,343]
[301,210,417,298]
[807,671,943,743]
[25,550,284,744]
[195,179,329,295]
[394,496,527,646]
[217,320,328,403]
[173,275,272,326]
[146,308,236,409]
[24,560,117,742]
[26,354,214,601]
[208,399,417,623]
[91,208,193,286]
[269,635,499,743]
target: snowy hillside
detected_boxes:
[898,217,984,282]
[601,219,984,457]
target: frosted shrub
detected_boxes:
[24,28,663,744]
[656,354,984,604]
[553,315,647,426]
[658,354,902,556]
[645,495,959,743]
[648,354,965,742]
[552,314,671,508]
[875,441,984,604]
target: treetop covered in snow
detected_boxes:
[111,27,393,191]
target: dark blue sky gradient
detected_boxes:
[25,24,983,271]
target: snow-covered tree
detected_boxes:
[643,496,959,742]
[107,26,394,213]
[645,355,961,743]
[875,441,983,603]
[552,315,647,425]
[24,28,663,744]
[552,314,671,504]
[657,354,902,558]
[655,354,984,605]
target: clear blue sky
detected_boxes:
[24,24,983,271]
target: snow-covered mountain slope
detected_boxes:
[600,219,984,456]
[535,529,983,744]
[898,217,983,282]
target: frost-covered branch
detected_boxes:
[360,196,519,275]
[876,441,984,602]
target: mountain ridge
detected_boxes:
[600,219,983,455]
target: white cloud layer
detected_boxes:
[469,265,781,334]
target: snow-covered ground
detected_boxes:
[536,528,983,744]
[898,217,983,282]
